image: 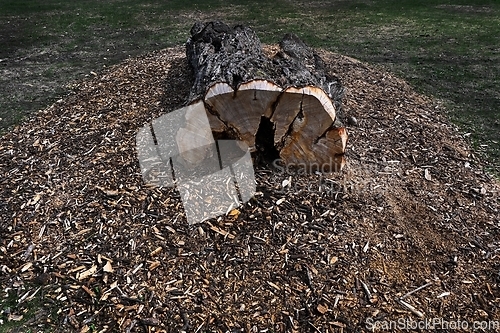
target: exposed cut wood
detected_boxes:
[204,80,281,149]
[186,21,347,171]
[272,86,347,171]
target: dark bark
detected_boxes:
[184,21,347,172]
[186,21,344,114]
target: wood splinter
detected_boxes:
[401,281,433,300]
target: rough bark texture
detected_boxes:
[186,21,344,112]
[185,21,347,172]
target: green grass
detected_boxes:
[0,2,499,330]
[0,0,498,155]
[0,287,57,333]
[0,0,500,326]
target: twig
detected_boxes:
[401,282,433,300]
[359,279,372,300]
[397,299,424,318]
[308,321,323,333]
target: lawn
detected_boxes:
[0,1,499,330]
[1,0,498,173]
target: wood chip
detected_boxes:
[78,265,97,281]
[103,261,114,273]
[317,303,328,315]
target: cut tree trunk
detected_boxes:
[184,21,347,172]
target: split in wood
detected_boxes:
[186,21,348,172]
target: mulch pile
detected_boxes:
[1,46,499,332]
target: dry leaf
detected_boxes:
[228,208,240,217]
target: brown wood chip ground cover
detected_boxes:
[0,46,499,332]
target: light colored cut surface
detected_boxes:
[205,80,282,150]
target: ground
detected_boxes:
[0,45,499,332]
[1,1,499,171]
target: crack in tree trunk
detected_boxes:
[184,21,348,172]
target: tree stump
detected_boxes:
[185,21,347,172]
